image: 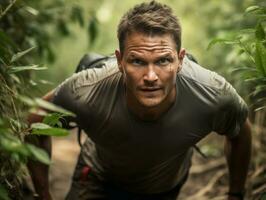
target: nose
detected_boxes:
[143,65,158,83]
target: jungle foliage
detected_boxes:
[0,0,96,199]
[209,5,266,110]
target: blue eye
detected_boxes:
[131,59,145,66]
[157,58,170,66]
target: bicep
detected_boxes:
[213,82,249,138]
[226,118,252,141]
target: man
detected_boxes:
[28,1,252,200]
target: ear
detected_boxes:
[115,50,123,72]
[178,48,186,64]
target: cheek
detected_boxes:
[124,69,141,89]
[166,78,176,92]
[171,74,177,84]
[162,71,177,86]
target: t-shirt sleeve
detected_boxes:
[51,74,81,128]
[212,80,248,138]
[53,75,77,111]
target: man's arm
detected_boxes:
[224,118,252,200]
[26,90,55,200]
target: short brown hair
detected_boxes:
[117,0,182,53]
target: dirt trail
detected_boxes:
[49,133,80,200]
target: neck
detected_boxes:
[126,88,176,121]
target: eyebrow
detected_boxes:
[158,53,173,58]
[155,54,175,61]
[127,52,174,58]
[127,54,138,59]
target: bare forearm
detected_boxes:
[224,119,252,195]
[26,90,54,199]
[26,135,52,199]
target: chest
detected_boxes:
[84,95,213,162]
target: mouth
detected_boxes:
[139,87,162,92]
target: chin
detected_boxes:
[138,97,164,108]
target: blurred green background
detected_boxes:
[34,0,262,95]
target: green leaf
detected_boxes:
[31,123,69,136]
[71,6,84,27]
[34,98,75,116]
[7,65,46,74]
[230,66,257,73]
[88,17,98,45]
[251,84,266,97]
[255,41,266,76]
[255,41,266,75]
[29,80,37,86]
[207,38,238,50]
[57,19,70,35]
[232,72,257,80]
[31,122,51,129]
[238,28,255,34]
[26,144,51,165]
[43,113,63,127]
[0,57,6,65]
[245,76,266,83]
[0,134,30,157]
[10,74,21,84]
[32,127,69,136]
[17,95,35,106]
[18,96,75,117]
[10,47,35,63]
[255,22,265,41]
[245,6,260,14]
[24,6,39,16]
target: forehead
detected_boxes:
[123,32,177,56]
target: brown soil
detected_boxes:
[49,133,80,200]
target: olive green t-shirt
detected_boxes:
[53,56,248,194]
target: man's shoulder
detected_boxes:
[70,58,121,89]
[179,56,227,93]
[53,59,121,107]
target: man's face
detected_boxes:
[116,32,185,109]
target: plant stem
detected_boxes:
[0,0,17,20]
[238,38,255,64]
